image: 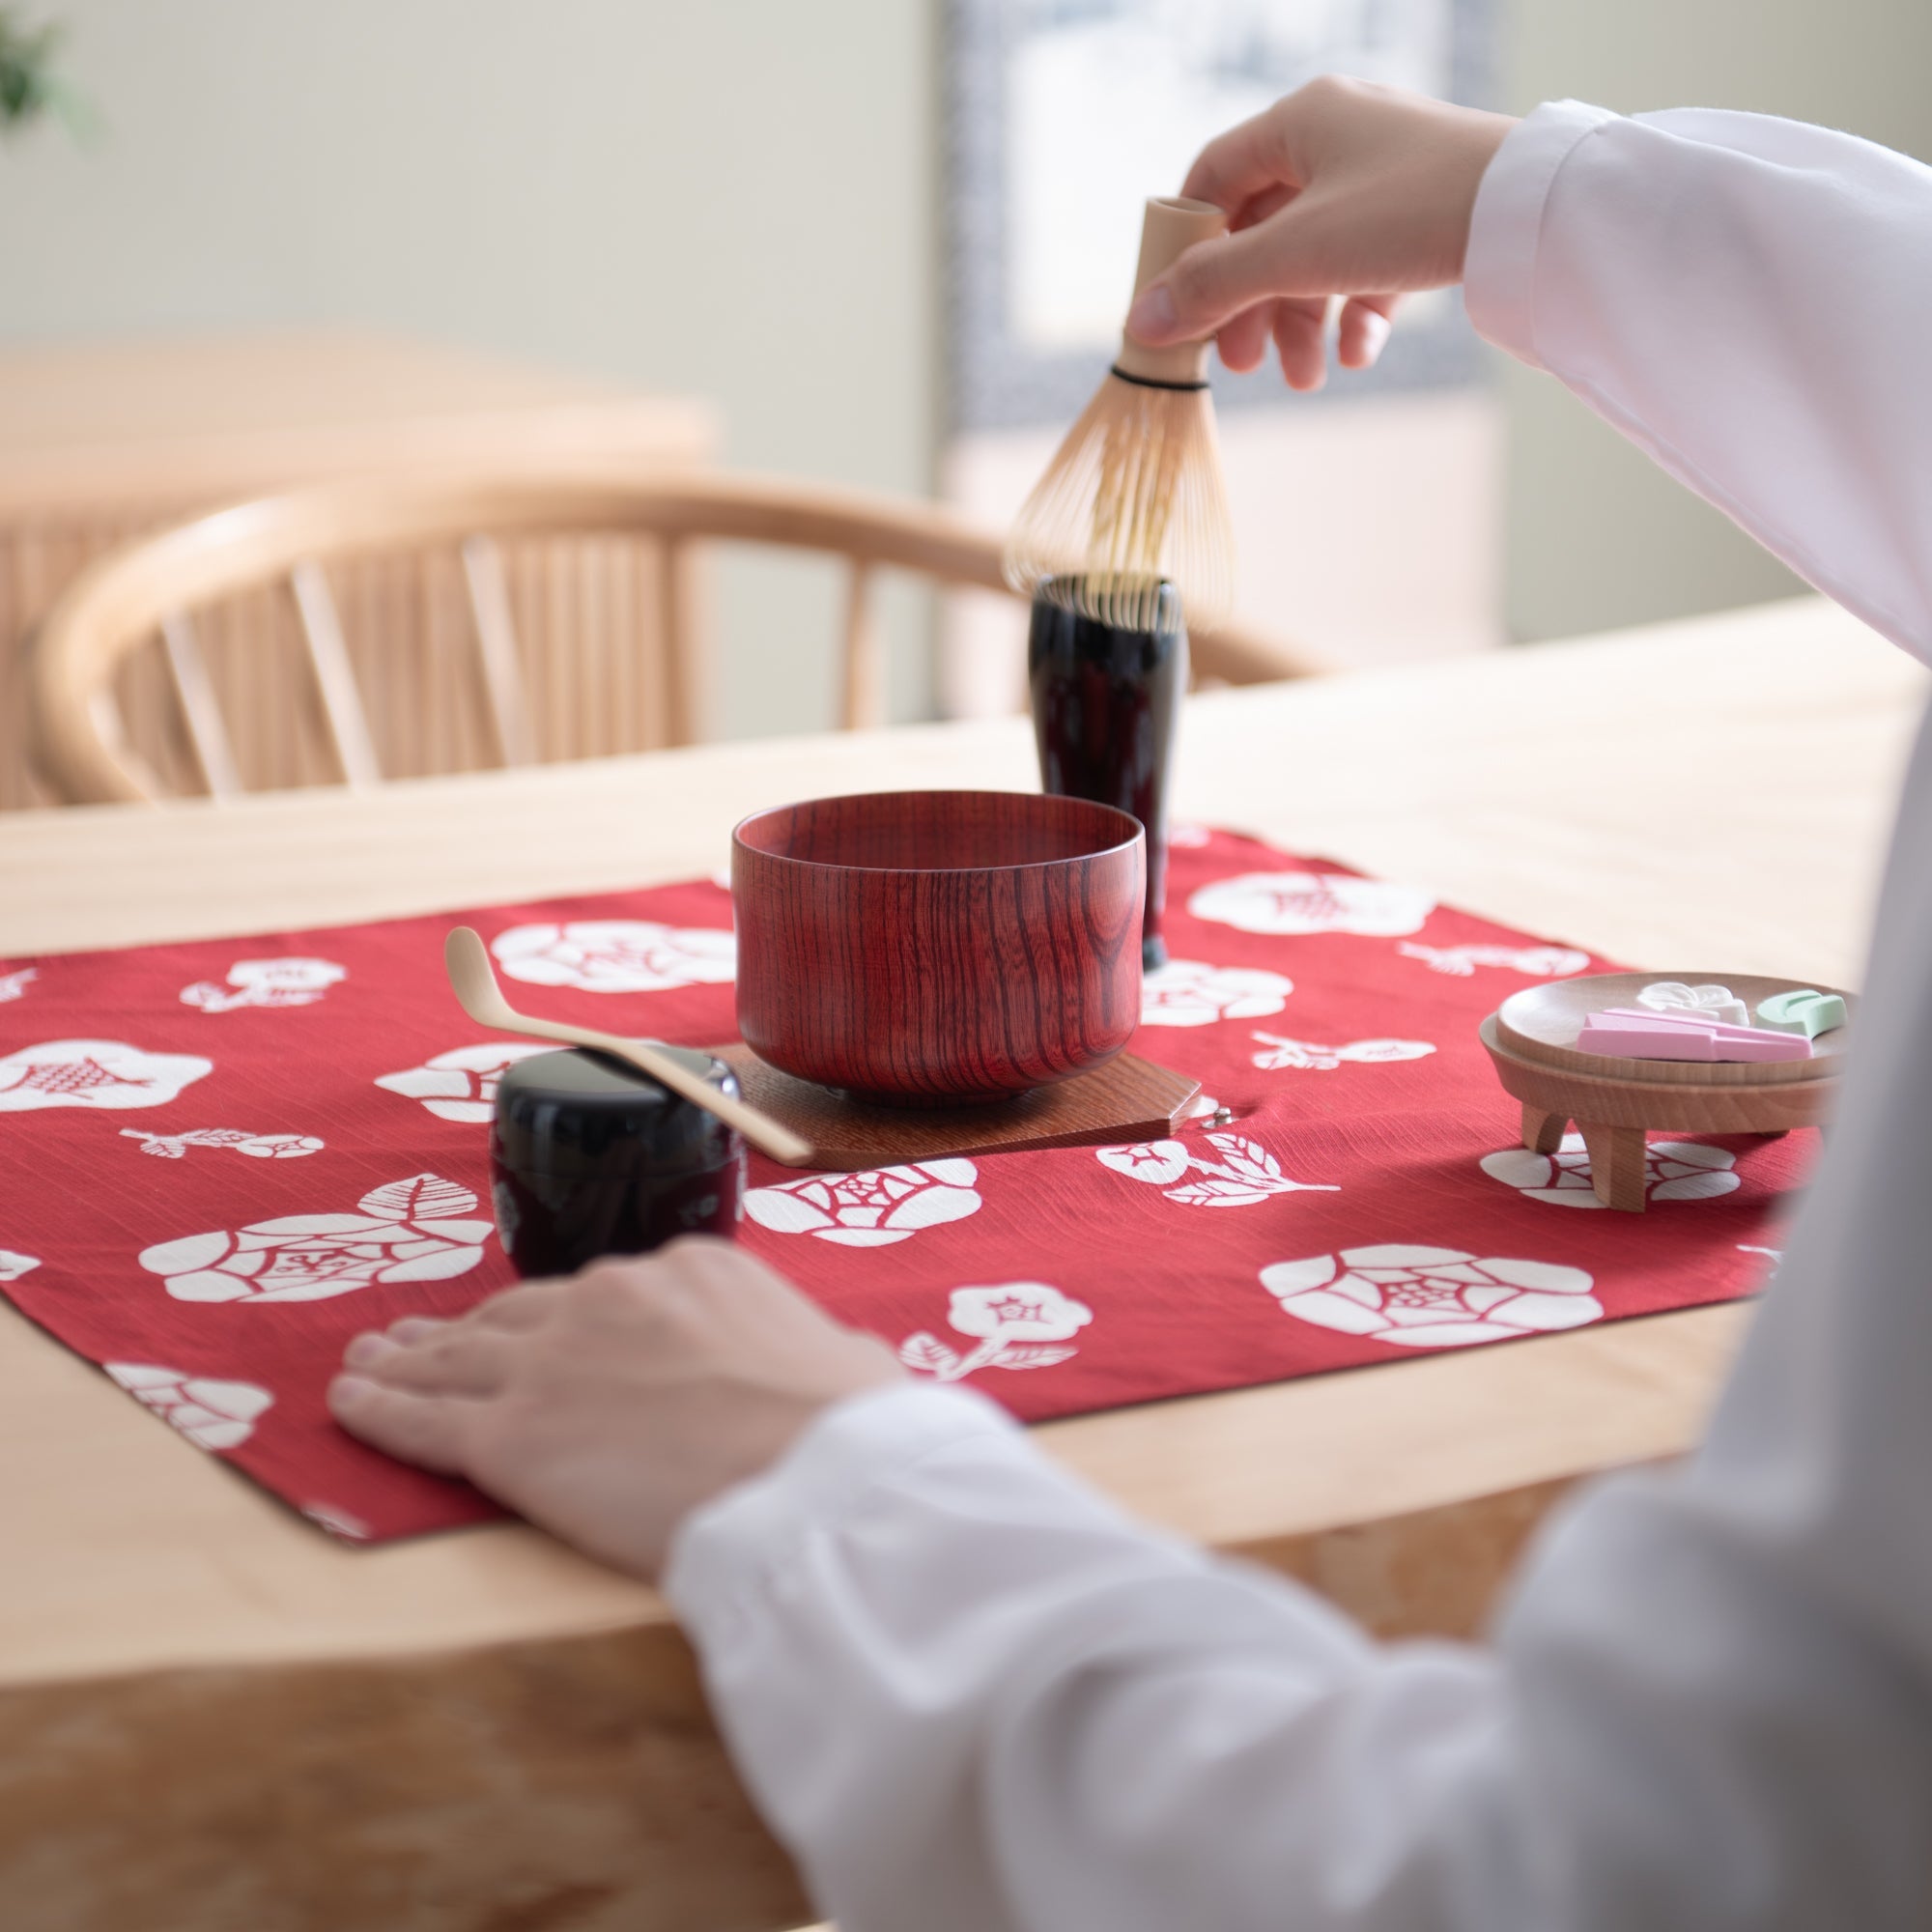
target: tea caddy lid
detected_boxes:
[492,1045,740,1180]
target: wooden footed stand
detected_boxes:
[1480,971,1854,1211]
[1517,1105,1698,1211]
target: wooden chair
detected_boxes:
[26,469,1318,806]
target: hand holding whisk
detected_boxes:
[1003,196,1236,635]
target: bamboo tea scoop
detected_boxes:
[442,925,815,1167]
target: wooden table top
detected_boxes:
[1,594,1923,1693]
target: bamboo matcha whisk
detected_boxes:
[1005,195,1236,634]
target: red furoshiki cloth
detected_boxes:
[0,829,1797,1543]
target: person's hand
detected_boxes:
[327,1236,904,1579]
[1126,76,1517,390]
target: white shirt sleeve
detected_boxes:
[1464,99,1932,666]
[665,104,1932,1932]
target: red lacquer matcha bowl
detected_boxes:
[731,789,1145,1106]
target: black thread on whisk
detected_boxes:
[1107,365,1209,393]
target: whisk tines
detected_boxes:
[1004,196,1236,634]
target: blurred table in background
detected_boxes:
[0,596,1922,1931]
[0,329,716,808]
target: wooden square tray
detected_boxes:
[712,1045,1202,1172]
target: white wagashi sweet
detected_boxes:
[1635,980,1750,1028]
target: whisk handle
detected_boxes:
[1116,195,1229,386]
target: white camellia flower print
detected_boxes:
[1250,1032,1436,1072]
[1098,1131,1337,1208]
[898,1281,1093,1381]
[104,1363,274,1451]
[0,1038,213,1112]
[181,956,347,1013]
[138,1173,492,1305]
[1398,942,1589,979]
[0,965,36,1002]
[1481,1132,1740,1208]
[0,1248,39,1283]
[492,920,736,993]
[1262,1244,1603,1349]
[374,1042,553,1122]
[744,1159,980,1247]
[1102,1141,1192,1187]
[1189,871,1435,938]
[119,1126,324,1160]
[1141,958,1294,1028]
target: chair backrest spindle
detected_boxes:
[289,560,381,789]
[159,611,243,801]
[658,535,697,748]
[460,535,536,768]
[840,560,884,732]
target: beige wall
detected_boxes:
[1500,0,1932,642]
[0,0,939,738]
[12,3,1927,702]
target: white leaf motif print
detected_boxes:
[744,1160,980,1247]
[120,1127,323,1160]
[1208,1133,1285,1184]
[1481,1133,1740,1208]
[897,1332,962,1376]
[898,1283,1092,1382]
[1140,959,1294,1028]
[182,956,347,1013]
[303,1502,373,1542]
[0,1248,40,1283]
[0,1038,213,1112]
[1098,1131,1336,1209]
[1250,1032,1435,1072]
[1188,871,1435,937]
[492,920,736,993]
[138,1172,491,1305]
[1165,1178,1275,1207]
[375,1042,552,1122]
[358,1174,480,1222]
[0,966,36,1002]
[984,1344,1079,1369]
[1397,943,1589,979]
[104,1363,274,1451]
[1263,1243,1603,1349]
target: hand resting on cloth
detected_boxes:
[328,1237,898,1577]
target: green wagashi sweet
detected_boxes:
[1754,988,1848,1038]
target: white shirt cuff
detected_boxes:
[663,1380,1018,1634]
[1464,99,1621,369]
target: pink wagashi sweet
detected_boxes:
[1577,1021,1719,1061]
[1577,1010,1811,1063]
[1595,1008,1811,1048]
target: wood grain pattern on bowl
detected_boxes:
[731,790,1145,1105]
